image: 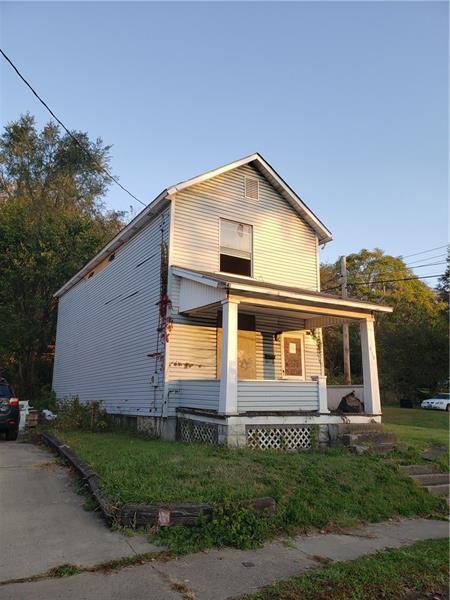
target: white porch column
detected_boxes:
[219,299,239,414]
[312,375,329,413]
[360,318,381,415]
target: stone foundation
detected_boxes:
[108,414,176,440]
[108,411,383,450]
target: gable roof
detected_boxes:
[54,153,332,298]
[167,153,332,244]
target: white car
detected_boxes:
[421,393,450,411]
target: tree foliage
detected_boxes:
[436,249,449,304]
[0,114,124,400]
[321,249,448,401]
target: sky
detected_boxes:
[1,1,448,283]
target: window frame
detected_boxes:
[280,333,306,381]
[218,218,254,278]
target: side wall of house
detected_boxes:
[52,206,170,417]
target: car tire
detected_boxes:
[446,404,450,412]
[6,428,18,441]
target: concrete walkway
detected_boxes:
[0,441,155,581]
[1,515,448,600]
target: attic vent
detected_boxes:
[245,177,259,200]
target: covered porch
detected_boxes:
[168,267,392,447]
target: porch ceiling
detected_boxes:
[174,266,392,323]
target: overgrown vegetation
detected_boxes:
[241,538,450,600]
[57,430,447,554]
[321,249,449,402]
[0,114,124,401]
[48,396,109,432]
[154,501,272,555]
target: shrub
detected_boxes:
[50,396,109,432]
[33,384,58,412]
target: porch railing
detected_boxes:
[237,380,320,413]
[168,378,326,415]
[167,380,220,416]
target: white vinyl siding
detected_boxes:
[237,381,319,412]
[171,163,319,291]
[166,380,320,415]
[167,380,220,416]
[52,207,170,417]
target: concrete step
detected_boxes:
[399,464,441,476]
[336,423,384,434]
[424,483,450,497]
[412,473,450,487]
[351,442,397,455]
[370,442,398,455]
[342,432,397,446]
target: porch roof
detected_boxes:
[172,266,393,321]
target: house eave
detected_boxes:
[53,191,169,298]
[172,266,393,315]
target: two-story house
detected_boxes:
[52,153,392,449]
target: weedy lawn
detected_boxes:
[58,429,446,553]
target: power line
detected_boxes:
[404,261,447,269]
[348,274,444,286]
[0,47,146,207]
[323,273,444,292]
[400,245,448,259]
[406,253,447,266]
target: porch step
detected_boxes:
[399,464,441,476]
[423,484,450,497]
[399,464,449,499]
[412,473,450,487]
[369,442,398,455]
[336,423,384,434]
[342,432,397,446]
[350,442,397,455]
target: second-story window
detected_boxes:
[220,219,253,277]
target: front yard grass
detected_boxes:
[241,538,450,600]
[57,429,446,553]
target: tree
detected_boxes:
[321,249,448,401]
[0,114,124,400]
[436,248,449,304]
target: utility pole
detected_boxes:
[340,256,351,385]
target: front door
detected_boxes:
[282,335,304,379]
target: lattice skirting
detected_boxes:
[246,425,311,450]
[177,418,219,445]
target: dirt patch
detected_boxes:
[32,460,58,471]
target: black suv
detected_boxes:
[0,379,20,440]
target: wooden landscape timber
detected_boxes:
[41,432,277,529]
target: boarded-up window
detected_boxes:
[217,312,256,380]
[282,336,304,378]
[220,219,252,277]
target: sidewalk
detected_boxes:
[1,518,448,600]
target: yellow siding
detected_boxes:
[167,316,324,382]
